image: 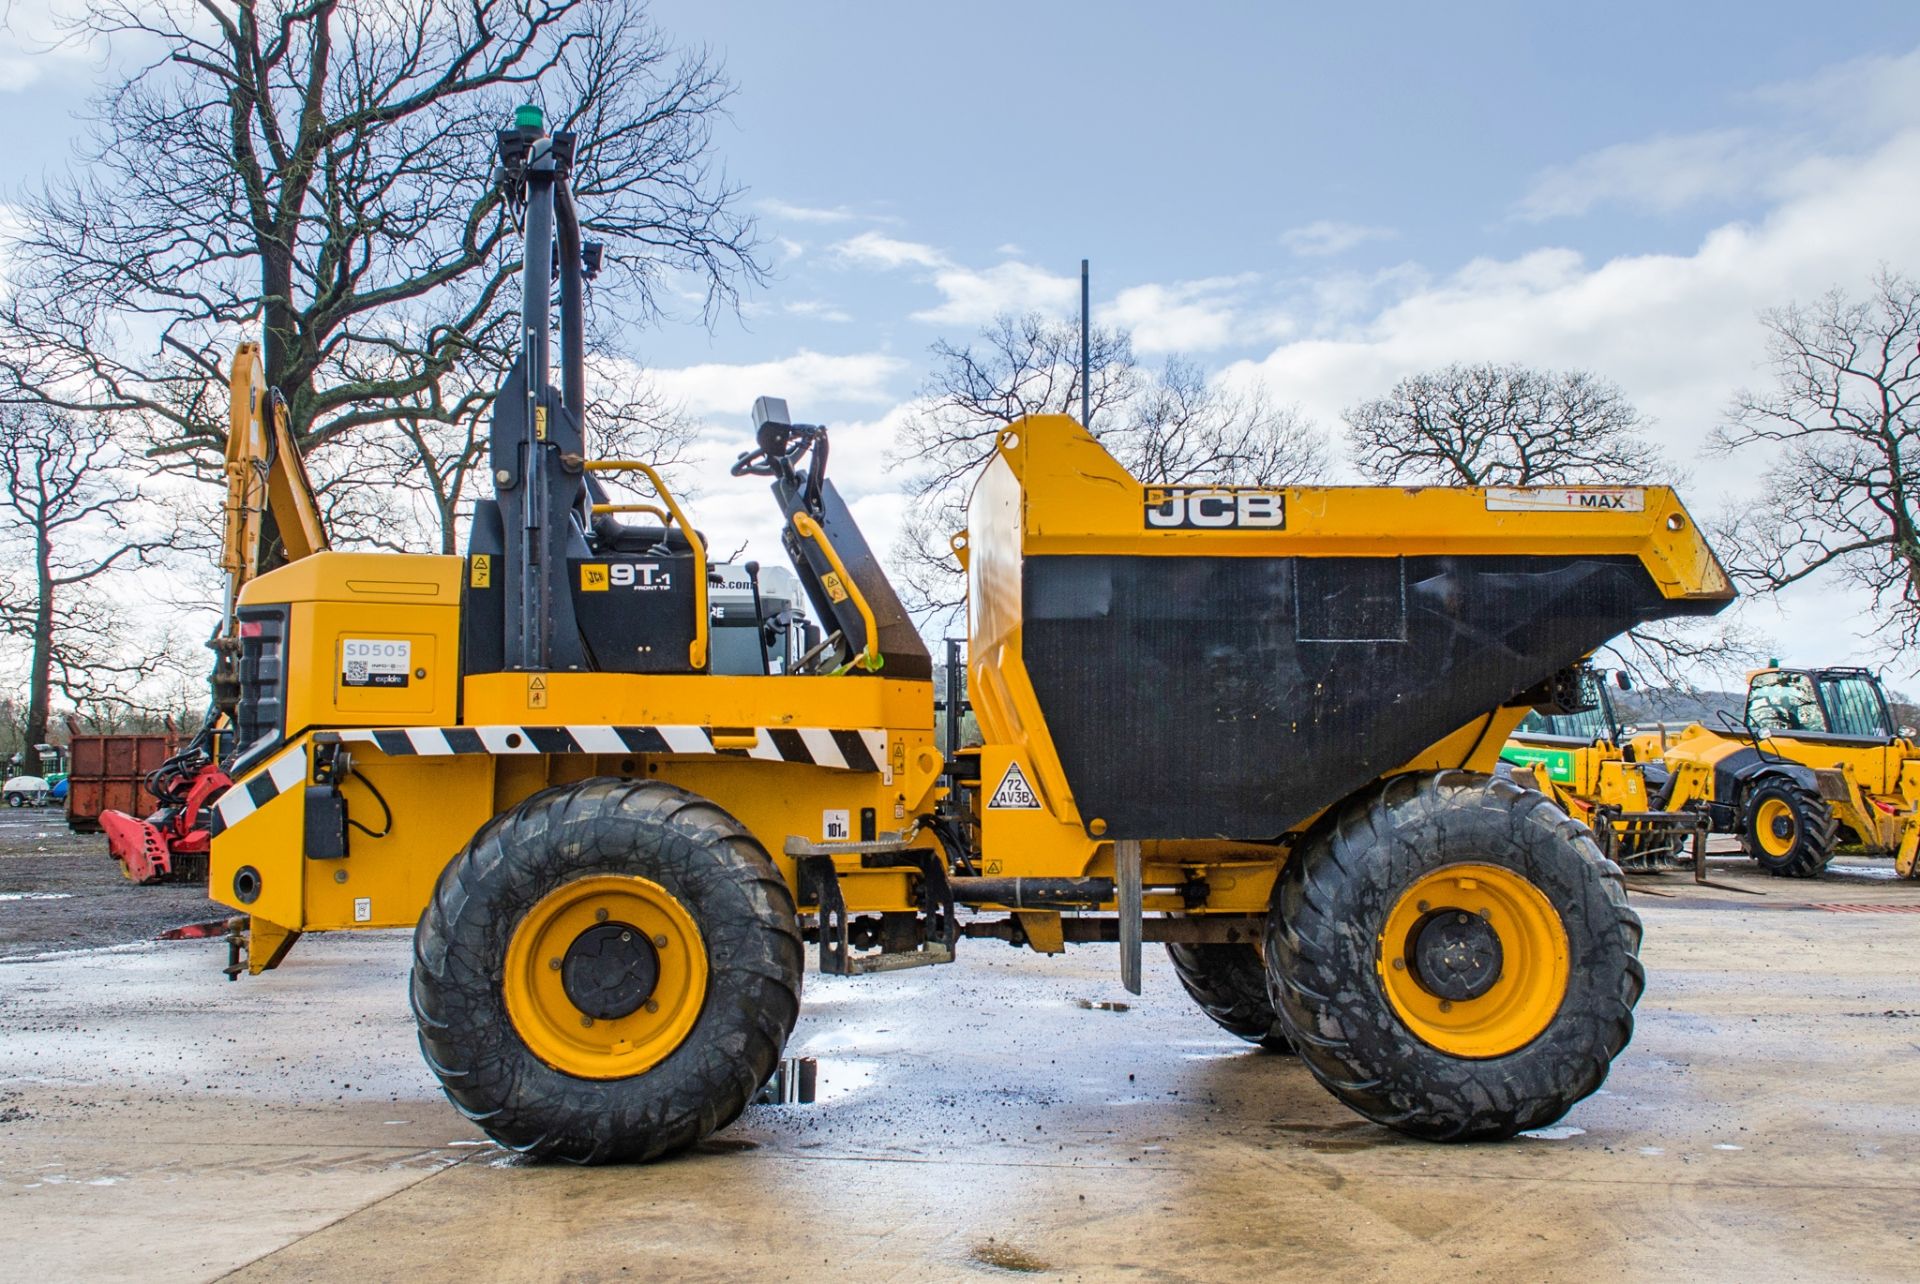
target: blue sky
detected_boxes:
[7,3,1920,677]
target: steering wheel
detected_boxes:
[732,421,818,478]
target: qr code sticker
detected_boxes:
[346,660,368,682]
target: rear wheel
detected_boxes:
[411,778,802,1163]
[1165,942,1293,1052]
[1267,770,1642,1141]
[1740,781,1835,878]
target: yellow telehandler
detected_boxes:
[1499,667,1699,870]
[195,106,1735,1162]
[1656,666,1920,878]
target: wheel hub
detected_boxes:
[1410,911,1503,1001]
[1770,813,1794,839]
[561,922,660,1020]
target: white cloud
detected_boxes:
[831,231,950,271]
[782,299,852,323]
[1515,47,1920,224]
[759,199,863,224]
[828,232,1080,329]
[648,349,908,419]
[1100,276,1254,354]
[1514,129,1775,221]
[1281,220,1397,258]
[912,261,1077,327]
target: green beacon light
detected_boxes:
[514,104,544,132]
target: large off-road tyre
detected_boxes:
[1739,780,1836,879]
[411,778,802,1164]
[1267,770,1643,1142]
[1165,943,1294,1052]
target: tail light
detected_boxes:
[231,605,289,774]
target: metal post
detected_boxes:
[1080,258,1091,429]
[1116,838,1142,994]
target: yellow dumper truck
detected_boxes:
[198,106,1736,1162]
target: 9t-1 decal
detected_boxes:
[1144,486,1286,530]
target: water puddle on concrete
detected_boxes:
[0,892,73,902]
[1521,1125,1587,1141]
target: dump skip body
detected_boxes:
[966,415,1733,841]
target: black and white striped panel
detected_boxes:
[207,725,892,840]
[207,743,308,838]
[324,724,890,774]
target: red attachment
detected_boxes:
[101,761,230,884]
[102,810,174,883]
[158,916,245,940]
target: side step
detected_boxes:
[786,834,958,976]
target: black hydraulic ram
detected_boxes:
[948,877,1115,908]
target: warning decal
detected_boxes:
[342,639,411,688]
[1485,487,1645,513]
[988,761,1043,810]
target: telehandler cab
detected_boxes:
[201,106,1735,1162]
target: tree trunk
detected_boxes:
[22,530,53,777]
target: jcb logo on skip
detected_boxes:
[1144,487,1286,530]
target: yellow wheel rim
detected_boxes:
[1376,863,1569,1059]
[503,875,708,1080]
[1754,797,1797,858]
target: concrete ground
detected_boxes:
[4,806,1919,1282]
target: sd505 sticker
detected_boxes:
[342,639,410,688]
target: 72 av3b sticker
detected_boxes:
[988,762,1043,809]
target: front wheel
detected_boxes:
[1267,770,1643,1141]
[411,778,802,1164]
[1740,781,1835,878]
[5,793,23,808]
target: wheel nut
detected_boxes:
[653,934,668,948]
[595,908,609,922]
[620,931,632,942]
[1392,958,1406,971]
[548,957,561,971]
[1417,900,1430,913]
[580,1016,594,1027]
[645,1000,659,1014]
[1456,912,1470,925]
[1439,1000,1453,1012]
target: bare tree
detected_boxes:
[1345,361,1759,686]
[1714,271,1920,650]
[0,1,760,522]
[310,347,698,553]
[892,313,1329,618]
[0,409,181,775]
[1345,363,1656,486]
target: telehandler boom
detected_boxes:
[201,106,1735,1161]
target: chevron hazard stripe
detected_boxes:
[207,724,892,838]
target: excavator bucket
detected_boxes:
[966,416,1734,840]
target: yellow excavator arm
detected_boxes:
[223,341,329,590]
